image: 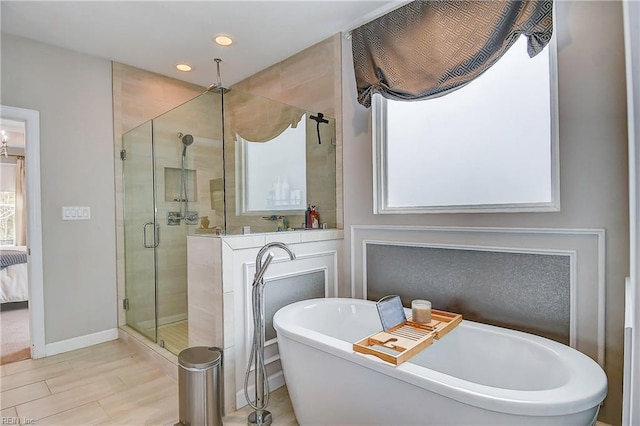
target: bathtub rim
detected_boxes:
[273,297,607,417]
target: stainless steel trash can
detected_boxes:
[177,346,223,426]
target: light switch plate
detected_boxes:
[62,206,91,220]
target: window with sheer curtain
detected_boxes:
[372,35,558,213]
[0,163,16,245]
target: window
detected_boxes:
[0,192,15,245]
[0,163,16,245]
[373,36,558,214]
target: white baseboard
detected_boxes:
[45,328,118,357]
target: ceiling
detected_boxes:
[1,1,402,88]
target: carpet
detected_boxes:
[0,307,31,364]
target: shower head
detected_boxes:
[178,132,194,146]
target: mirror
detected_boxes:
[225,89,336,233]
[237,118,307,213]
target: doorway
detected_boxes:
[0,105,45,361]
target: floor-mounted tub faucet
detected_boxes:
[244,242,296,426]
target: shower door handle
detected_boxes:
[143,222,160,248]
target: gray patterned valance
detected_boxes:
[351,0,553,108]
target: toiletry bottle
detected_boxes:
[310,205,320,229]
[305,205,311,229]
[274,176,282,202]
[281,177,290,204]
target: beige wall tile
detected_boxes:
[229,34,343,231]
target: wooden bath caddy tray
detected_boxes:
[353,310,462,365]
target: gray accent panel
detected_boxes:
[264,270,325,341]
[366,244,570,344]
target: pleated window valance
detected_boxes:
[227,90,305,143]
[351,0,553,108]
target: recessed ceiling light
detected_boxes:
[215,35,233,46]
[176,64,192,72]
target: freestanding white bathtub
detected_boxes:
[273,298,607,426]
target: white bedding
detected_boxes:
[1,246,28,303]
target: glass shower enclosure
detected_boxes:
[122,90,223,354]
[122,87,337,355]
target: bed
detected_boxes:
[1,246,28,304]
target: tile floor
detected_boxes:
[0,338,298,425]
[152,320,189,356]
[1,337,611,426]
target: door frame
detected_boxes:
[1,105,45,358]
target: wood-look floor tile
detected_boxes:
[0,360,72,391]
[68,344,136,371]
[2,340,122,376]
[97,374,176,419]
[3,338,299,425]
[45,355,142,394]
[37,401,109,425]
[1,356,65,377]
[0,381,50,410]
[15,375,125,421]
[1,406,18,419]
[97,394,178,426]
[114,362,170,386]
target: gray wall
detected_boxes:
[1,34,117,343]
[341,2,628,424]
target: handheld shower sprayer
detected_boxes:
[245,242,296,426]
[176,132,194,220]
[177,132,194,156]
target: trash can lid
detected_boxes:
[178,346,221,369]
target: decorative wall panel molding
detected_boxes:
[351,225,605,366]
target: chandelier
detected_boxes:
[0,130,7,157]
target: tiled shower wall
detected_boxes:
[233,34,343,230]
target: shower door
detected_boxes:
[122,91,225,355]
[122,120,158,341]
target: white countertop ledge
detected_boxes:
[188,229,344,250]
